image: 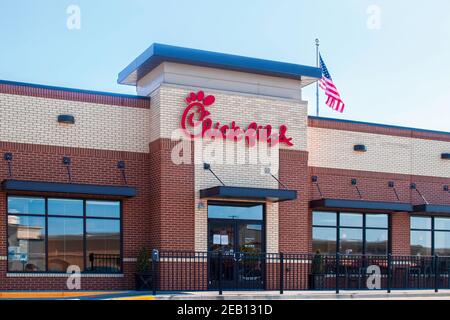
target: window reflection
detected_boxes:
[48,199,83,217]
[411,230,432,256]
[340,228,363,255]
[8,197,45,215]
[48,218,84,272]
[8,215,46,272]
[435,231,450,256]
[312,227,337,254]
[366,229,388,255]
[87,200,120,218]
[313,211,389,255]
[208,204,263,220]
[7,196,122,273]
[86,219,121,273]
[312,212,336,226]
[340,213,363,228]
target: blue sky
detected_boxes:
[1,1,449,131]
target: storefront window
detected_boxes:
[8,196,45,215]
[87,200,121,218]
[48,217,84,272]
[412,216,450,256]
[8,215,46,272]
[312,227,337,254]
[312,212,389,255]
[411,230,432,256]
[208,204,263,220]
[86,219,121,273]
[340,228,363,255]
[7,196,122,273]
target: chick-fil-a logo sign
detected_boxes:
[181,91,293,148]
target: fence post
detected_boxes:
[152,249,158,296]
[218,251,223,296]
[434,255,439,293]
[279,253,284,295]
[335,253,340,294]
[387,254,392,294]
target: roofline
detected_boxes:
[0,79,149,100]
[118,43,322,85]
[308,116,450,137]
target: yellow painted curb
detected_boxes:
[0,291,123,299]
[111,296,156,300]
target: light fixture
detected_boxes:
[58,115,75,124]
[197,201,205,210]
[4,153,12,161]
[117,161,126,169]
[63,157,71,166]
[354,144,367,152]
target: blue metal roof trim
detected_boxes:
[118,43,322,84]
[0,79,149,100]
[309,116,450,138]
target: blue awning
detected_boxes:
[2,180,137,198]
[200,186,297,203]
[310,198,413,212]
[413,204,450,214]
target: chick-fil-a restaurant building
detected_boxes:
[1,43,450,292]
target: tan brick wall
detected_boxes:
[156,84,308,151]
[308,127,450,178]
[0,93,151,153]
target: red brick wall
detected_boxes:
[0,141,151,290]
[148,138,195,251]
[391,213,411,255]
[279,150,310,253]
[308,166,450,256]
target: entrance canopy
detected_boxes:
[310,198,413,213]
[200,186,297,203]
[413,204,450,214]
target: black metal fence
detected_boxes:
[149,251,450,294]
[88,253,121,273]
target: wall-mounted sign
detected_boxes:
[181,91,293,147]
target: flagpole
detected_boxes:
[315,38,320,117]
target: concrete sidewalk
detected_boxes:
[111,290,450,300]
[2,290,450,300]
[135,290,450,300]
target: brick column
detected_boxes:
[391,212,411,255]
[149,138,195,251]
[279,150,310,253]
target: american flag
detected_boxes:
[319,54,345,113]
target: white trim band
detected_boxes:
[7,273,124,278]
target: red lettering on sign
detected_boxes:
[180,91,294,147]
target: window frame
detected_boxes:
[312,211,390,255]
[411,216,450,256]
[6,195,123,274]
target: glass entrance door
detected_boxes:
[207,203,264,290]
